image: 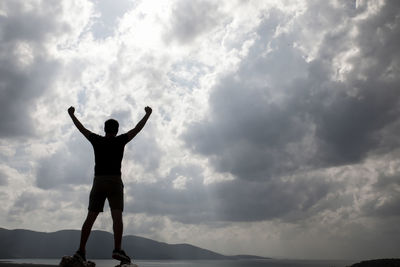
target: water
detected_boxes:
[3,259,358,267]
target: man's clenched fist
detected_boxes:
[68,106,75,115]
[145,106,152,115]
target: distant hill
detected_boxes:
[0,228,268,260]
[348,259,400,267]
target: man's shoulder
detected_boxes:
[116,133,129,143]
[88,133,102,142]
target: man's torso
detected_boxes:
[88,133,129,176]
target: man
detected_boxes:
[68,105,152,263]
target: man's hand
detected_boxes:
[68,106,75,116]
[145,106,152,115]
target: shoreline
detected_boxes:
[0,261,57,267]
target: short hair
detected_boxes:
[104,119,119,135]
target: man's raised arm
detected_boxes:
[126,106,152,142]
[68,106,92,139]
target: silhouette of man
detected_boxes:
[68,106,152,263]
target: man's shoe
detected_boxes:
[112,249,131,263]
[73,250,87,262]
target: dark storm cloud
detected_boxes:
[0,1,66,137]
[183,1,400,180]
[164,0,222,44]
[0,56,59,137]
[310,0,400,165]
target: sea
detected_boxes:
[3,259,358,267]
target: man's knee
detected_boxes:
[85,211,99,223]
[111,209,123,223]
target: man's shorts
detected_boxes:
[88,176,124,212]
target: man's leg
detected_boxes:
[111,209,123,251]
[109,180,130,262]
[111,209,131,262]
[79,211,99,252]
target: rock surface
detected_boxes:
[59,256,95,267]
[115,263,138,267]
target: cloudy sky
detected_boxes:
[1,0,400,260]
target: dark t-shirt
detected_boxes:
[88,133,129,176]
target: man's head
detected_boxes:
[104,119,119,136]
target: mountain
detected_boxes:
[0,228,267,260]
